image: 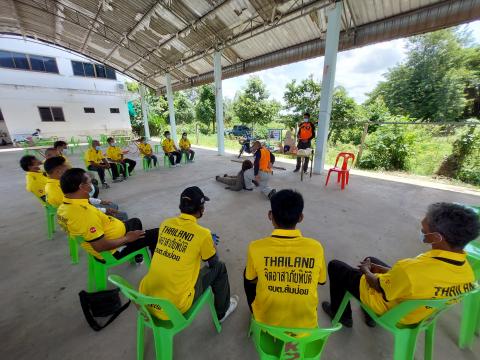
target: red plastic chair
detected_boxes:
[325,152,355,190]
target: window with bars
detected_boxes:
[0,50,58,73]
[38,107,65,122]
[84,107,95,113]
[110,108,120,114]
[71,60,116,79]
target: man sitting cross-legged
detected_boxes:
[140,186,238,323]
[106,137,136,178]
[44,157,128,221]
[85,140,119,189]
[162,131,182,167]
[137,137,158,168]
[244,189,327,328]
[322,202,479,328]
[57,168,158,263]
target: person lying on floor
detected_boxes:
[215,160,253,191]
[322,202,479,328]
[57,168,159,263]
[244,189,327,328]
[43,156,128,221]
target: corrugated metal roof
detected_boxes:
[0,0,479,92]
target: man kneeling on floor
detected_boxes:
[244,141,276,199]
[244,189,327,328]
[322,202,479,328]
[57,168,159,263]
[140,186,238,323]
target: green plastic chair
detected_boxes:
[163,155,172,168]
[142,157,156,171]
[86,135,93,146]
[333,290,480,360]
[154,144,161,154]
[108,274,222,360]
[67,234,81,265]
[180,152,188,164]
[44,203,57,240]
[248,317,341,360]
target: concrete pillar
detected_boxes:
[313,1,343,174]
[139,85,150,140]
[214,50,225,155]
[165,73,178,144]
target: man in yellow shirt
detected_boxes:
[106,137,136,178]
[85,140,118,188]
[44,156,128,221]
[244,189,327,328]
[322,202,479,328]
[20,155,48,203]
[140,186,238,322]
[53,140,71,166]
[57,168,158,263]
[137,137,157,167]
[179,132,195,162]
[162,131,182,167]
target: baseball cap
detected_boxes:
[180,186,210,209]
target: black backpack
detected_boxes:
[79,288,130,331]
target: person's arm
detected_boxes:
[89,230,145,252]
[270,152,275,165]
[309,122,315,141]
[359,259,382,292]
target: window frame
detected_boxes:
[71,60,117,80]
[84,107,95,114]
[109,108,120,114]
[0,49,59,74]
[38,106,65,122]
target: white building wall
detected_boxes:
[0,37,134,141]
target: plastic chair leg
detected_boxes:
[341,173,346,190]
[164,156,171,168]
[207,292,222,333]
[87,256,96,292]
[68,236,79,264]
[325,170,332,186]
[393,330,418,360]
[94,262,108,291]
[424,322,436,360]
[153,329,174,360]
[459,291,480,348]
[137,314,145,360]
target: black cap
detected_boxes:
[180,186,210,209]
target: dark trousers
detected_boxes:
[87,165,106,184]
[167,151,182,165]
[328,257,390,321]
[295,140,312,171]
[113,218,159,259]
[108,162,121,179]
[194,261,231,320]
[182,149,195,161]
[145,155,158,167]
[122,159,136,175]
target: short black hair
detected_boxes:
[19,155,37,171]
[43,156,66,175]
[304,112,310,117]
[426,203,480,250]
[54,140,67,148]
[182,132,187,136]
[164,131,170,136]
[107,137,114,143]
[270,189,304,229]
[60,168,87,194]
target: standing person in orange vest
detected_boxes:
[244,141,277,199]
[294,112,316,173]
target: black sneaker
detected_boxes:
[293,168,300,173]
[362,309,376,328]
[267,189,277,200]
[102,183,110,189]
[134,254,144,265]
[252,180,259,187]
[321,301,352,328]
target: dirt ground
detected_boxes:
[1,146,479,359]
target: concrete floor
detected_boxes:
[1,147,479,360]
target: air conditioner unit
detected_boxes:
[116,83,125,91]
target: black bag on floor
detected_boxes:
[79,288,130,331]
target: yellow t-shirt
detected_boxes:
[45,178,63,207]
[245,229,327,328]
[25,171,48,201]
[106,146,123,161]
[84,148,105,165]
[138,143,153,156]
[360,249,475,325]
[139,213,216,320]
[179,138,191,150]
[57,198,126,259]
[162,138,175,153]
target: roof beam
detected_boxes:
[80,1,103,51]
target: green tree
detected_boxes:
[195,84,216,132]
[368,28,475,122]
[174,91,195,125]
[283,75,321,125]
[233,76,280,128]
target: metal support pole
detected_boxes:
[139,85,151,140]
[314,1,343,174]
[214,50,225,155]
[165,73,178,144]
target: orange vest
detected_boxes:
[299,122,313,140]
[259,147,272,173]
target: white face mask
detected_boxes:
[88,184,95,197]
[419,231,443,244]
[166,135,171,139]
[95,146,101,151]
